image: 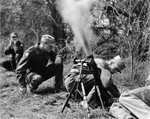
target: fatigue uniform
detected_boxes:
[16,43,63,91]
[1,40,23,71]
[64,58,120,106]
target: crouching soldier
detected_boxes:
[0,32,24,71]
[64,55,126,108]
[16,35,64,95]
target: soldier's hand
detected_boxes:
[9,39,14,46]
[85,55,94,66]
[54,57,62,65]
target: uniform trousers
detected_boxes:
[26,63,63,90]
[64,72,120,104]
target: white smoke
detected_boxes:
[56,0,97,56]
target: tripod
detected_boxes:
[61,58,104,117]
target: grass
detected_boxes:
[0,66,104,119]
[0,57,149,119]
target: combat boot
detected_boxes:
[19,85,27,95]
[29,84,38,93]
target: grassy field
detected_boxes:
[0,57,149,119]
[0,67,113,119]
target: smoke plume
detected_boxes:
[56,0,97,56]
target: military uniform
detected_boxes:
[64,58,121,107]
[1,40,24,71]
[16,43,63,92]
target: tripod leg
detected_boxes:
[61,81,77,113]
[95,85,104,109]
[74,81,80,102]
[80,82,90,117]
[86,55,105,109]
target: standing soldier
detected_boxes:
[0,32,24,71]
[16,35,64,95]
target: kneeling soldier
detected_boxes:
[16,35,64,94]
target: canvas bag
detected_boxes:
[109,102,137,119]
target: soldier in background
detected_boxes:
[0,32,24,71]
[16,35,64,95]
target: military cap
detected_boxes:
[109,55,126,73]
[10,32,18,38]
[41,35,55,44]
[112,55,126,73]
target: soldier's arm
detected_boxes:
[55,46,63,61]
[4,38,15,55]
[15,44,24,54]
[16,51,32,86]
[4,45,12,55]
[50,46,63,63]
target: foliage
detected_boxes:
[1,0,149,59]
[0,0,67,50]
[91,0,150,59]
[0,0,150,82]
[91,0,150,82]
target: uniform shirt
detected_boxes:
[69,58,111,87]
[4,40,24,64]
[16,43,62,85]
[4,45,16,59]
[5,40,23,55]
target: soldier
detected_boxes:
[64,55,126,108]
[0,32,24,71]
[16,35,64,94]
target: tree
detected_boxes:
[0,0,68,51]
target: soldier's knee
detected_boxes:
[64,78,74,92]
[26,72,43,84]
[64,73,77,92]
[32,75,43,82]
